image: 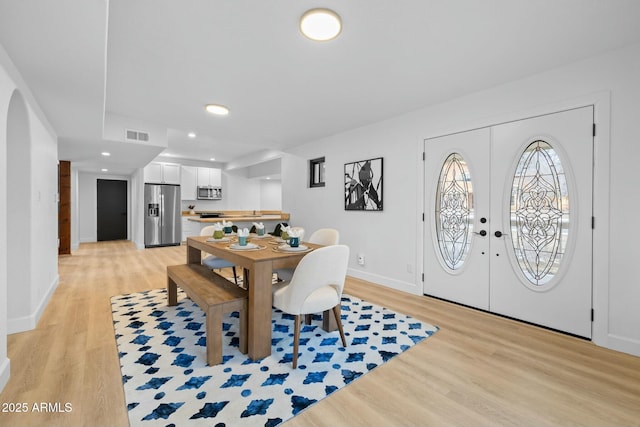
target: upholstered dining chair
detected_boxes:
[269,222,288,236]
[274,228,339,281]
[272,244,350,368]
[200,225,238,285]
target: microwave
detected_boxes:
[197,186,222,200]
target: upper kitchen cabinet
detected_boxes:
[181,166,197,200]
[144,162,181,184]
[197,167,222,187]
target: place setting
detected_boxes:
[272,227,312,253]
[227,227,266,251]
[248,222,272,240]
[205,223,235,243]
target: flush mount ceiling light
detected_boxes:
[188,132,196,138]
[205,104,230,116]
[101,151,111,156]
[300,8,342,41]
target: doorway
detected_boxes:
[424,107,594,338]
[97,179,128,241]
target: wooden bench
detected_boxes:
[167,264,248,365]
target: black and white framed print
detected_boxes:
[344,157,383,211]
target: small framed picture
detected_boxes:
[344,157,383,211]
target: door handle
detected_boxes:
[494,231,503,238]
[474,230,487,237]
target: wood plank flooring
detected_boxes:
[1,240,639,426]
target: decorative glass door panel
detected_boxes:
[511,140,569,287]
[436,153,474,271]
[425,107,593,338]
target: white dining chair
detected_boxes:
[200,225,238,285]
[272,244,350,368]
[274,228,339,282]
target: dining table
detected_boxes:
[186,234,329,360]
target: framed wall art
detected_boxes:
[344,157,383,211]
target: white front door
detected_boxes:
[423,128,491,310]
[424,107,593,338]
[489,107,593,338]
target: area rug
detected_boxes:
[111,288,438,426]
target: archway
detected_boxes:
[6,90,32,331]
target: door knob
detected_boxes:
[494,231,503,238]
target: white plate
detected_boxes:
[277,244,309,252]
[229,243,261,250]
[250,233,270,239]
[206,237,231,243]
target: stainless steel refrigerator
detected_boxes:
[144,183,181,247]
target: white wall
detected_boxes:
[179,169,272,212]
[0,45,59,391]
[0,52,13,393]
[283,42,640,357]
[130,167,145,249]
[260,179,281,210]
[6,90,31,328]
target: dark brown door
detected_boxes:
[58,160,71,255]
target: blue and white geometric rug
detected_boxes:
[111,288,438,426]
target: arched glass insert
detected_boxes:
[435,153,474,270]
[511,140,569,286]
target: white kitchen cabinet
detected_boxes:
[210,168,222,186]
[180,166,197,200]
[162,163,181,184]
[197,167,222,187]
[144,163,162,183]
[181,217,200,242]
[144,162,181,184]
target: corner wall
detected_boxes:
[0,45,60,391]
[0,54,12,393]
[282,42,640,357]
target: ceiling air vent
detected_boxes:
[125,129,150,142]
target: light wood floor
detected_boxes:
[1,241,639,427]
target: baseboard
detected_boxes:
[347,268,421,295]
[600,334,640,358]
[0,357,10,393]
[7,275,59,334]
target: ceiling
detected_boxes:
[1,0,640,176]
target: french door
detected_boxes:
[424,107,593,338]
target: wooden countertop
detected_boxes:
[184,210,290,223]
[188,215,287,223]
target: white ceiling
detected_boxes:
[2,0,640,175]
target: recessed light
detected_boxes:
[101,168,108,172]
[205,104,230,116]
[209,157,216,161]
[101,152,111,156]
[188,132,196,138]
[300,8,342,41]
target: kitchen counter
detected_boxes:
[184,210,290,224]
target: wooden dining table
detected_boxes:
[186,235,326,360]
